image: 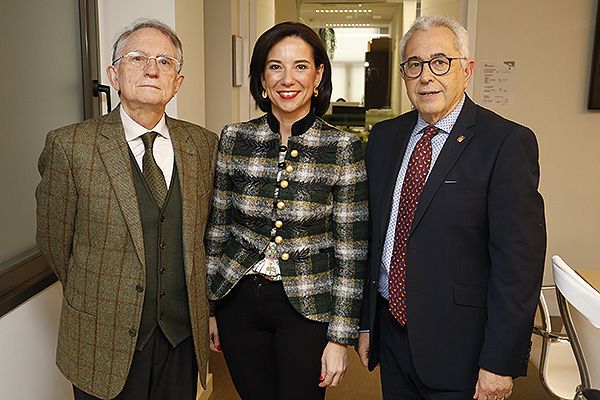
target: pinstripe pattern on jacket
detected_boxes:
[205,114,368,345]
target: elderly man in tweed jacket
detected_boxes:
[36,19,217,400]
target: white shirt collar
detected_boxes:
[415,94,466,135]
[120,106,169,142]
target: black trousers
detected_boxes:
[217,275,329,400]
[378,295,474,400]
[73,329,197,400]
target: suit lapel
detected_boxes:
[168,117,198,279]
[378,112,417,239]
[411,97,478,231]
[96,107,145,263]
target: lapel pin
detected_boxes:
[457,135,465,143]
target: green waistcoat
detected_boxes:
[129,152,192,350]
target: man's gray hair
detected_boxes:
[399,15,470,67]
[112,19,183,68]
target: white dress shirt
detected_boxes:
[120,107,174,188]
[378,95,466,299]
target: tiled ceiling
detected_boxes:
[299,1,403,28]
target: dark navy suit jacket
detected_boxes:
[360,96,546,390]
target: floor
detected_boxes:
[208,347,555,400]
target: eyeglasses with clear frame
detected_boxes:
[112,51,182,74]
[400,56,466,79]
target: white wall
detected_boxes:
[205,0,274,133]
[331,62,365,103]
[331,28,383,104]
[0,284,72,400]
[175,0,208,125]
[204,0,234,133]
[421,0,462,17]
[473,0,600,281]
[275,0,297,23]
[257,0,276,39]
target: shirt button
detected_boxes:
[159,268,166,274]
[275,220,283,228]
[274,236,283,244]
[277,201,285,210]
[159,292,166,299]
[161,216,166,223]
[160,242,166,250]
[129,329,137,337]
[281,253,290,261]
[135,284,144,293]
[280,180,288,189]
[290,149,299,158]
[285,165,294,173]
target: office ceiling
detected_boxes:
[299,0,403,28]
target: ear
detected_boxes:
[260,73,266,90]
[314,64,324,87]
[173,73,184,94]
[107,64,120,92]
[463,58,476,87]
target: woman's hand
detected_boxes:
[209,316,221,352]
[319,341,347,387]
[357,331,370,367]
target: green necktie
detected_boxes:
[141,131,168,208]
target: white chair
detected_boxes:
[553,255,600,398]
[532,285,580,399]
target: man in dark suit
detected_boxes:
[36,19,217,400]
[357,15,546,400]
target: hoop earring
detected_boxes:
[313,87,319,97]
[262,89,268,99]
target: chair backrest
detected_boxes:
[553,255,600,389]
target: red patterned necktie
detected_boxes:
[388,126,439,325]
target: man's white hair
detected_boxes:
[399,15,470,68]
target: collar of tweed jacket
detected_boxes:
[267,110,316,136]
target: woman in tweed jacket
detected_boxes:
[205,22,368,400]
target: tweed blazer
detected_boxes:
[205,114,368,345]
[36,107,218,399]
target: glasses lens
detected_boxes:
[403,60,422,78]
[156,56,178,72]
[430,57,451,75]
[124,52,149,68]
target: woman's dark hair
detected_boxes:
[249,22,333,117]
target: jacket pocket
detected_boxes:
[454,284,487,308]
[58,298,98,356]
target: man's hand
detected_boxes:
[319,341,347,387]
[473,368,513,400]
[357,331,370,367]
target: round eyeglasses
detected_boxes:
[400,56,466,78]
[113,51,182,73]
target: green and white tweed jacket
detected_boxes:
[205,112,368,345]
